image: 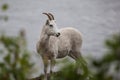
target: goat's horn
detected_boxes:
[43,13,52,20]
[48,13,54,20]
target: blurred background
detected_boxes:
[0,0,120,80]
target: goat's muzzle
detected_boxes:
[56,32,60,37]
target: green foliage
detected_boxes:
[91,33,120,80]
[0,30,32,80]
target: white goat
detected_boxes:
[36,13,82,79]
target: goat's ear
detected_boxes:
[45,20,49,25]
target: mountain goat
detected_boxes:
[36,13,82,79]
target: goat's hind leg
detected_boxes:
[68,51,87,65]
[68,51,88,76]
[69,51,87,67]
[68,50,82,61]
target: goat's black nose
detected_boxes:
[56,32,60,37]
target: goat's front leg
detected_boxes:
[50,58,55,74]
[42,55,49,80]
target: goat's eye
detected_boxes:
[49,25,53,27]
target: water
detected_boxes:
[0,0,120,77]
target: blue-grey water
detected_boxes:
[0,0,120,78]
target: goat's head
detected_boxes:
[42,13,60,37]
